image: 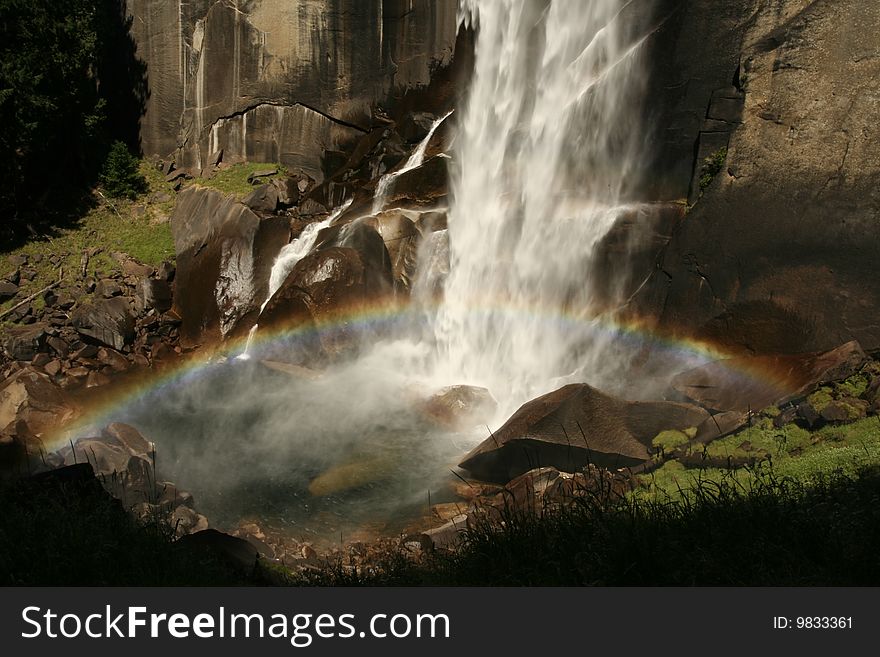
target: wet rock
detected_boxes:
[155,481,194,509]
[0,280,18,302]
[101,423,154,457]
[372,211,422,292]
[459,383,709,483]
[422,385,498,430]
[171,186,289,345]
[382,155,448,208]
[72,344,99,360]
[670,341,869,413]
[399,111,437,144]
[259,223,393,358]
[70,297,135,350]
[2,324,48,361]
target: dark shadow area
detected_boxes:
[0,0,148,249]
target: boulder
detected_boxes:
[2,323,48,361]
[137,278,173,313]
[247,168,278,184]
[382,155,448,208]
[101,422,154,457]
[459,383,710,483]
[258,220,394,362]
[670,341,868,414]
[60,438,153,506]
[0,280,18,302]
[95,279,122,298]
[242,183,279,214]
[70,297,135,350]
[373,211,422,292]
[96,347,130,372]
[0,367,74,436]
[421,385,498,430]
[170,186,289,345]
[176,529,258,573]
[399,112,437,144]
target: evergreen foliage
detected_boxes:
[0,0,147,237]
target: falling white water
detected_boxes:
[372,110,454,214]
[238,198,353,359]
[431,0,652,413]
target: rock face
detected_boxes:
[459,383,709,483]
[670,341,869,414]
[170,186,289,345]
[257,242,394,362]
[632,0,880,354]
[127,0,459,175]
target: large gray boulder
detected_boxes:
[460,383,710,483]
[70,298,135,351]
[170,186,289,346]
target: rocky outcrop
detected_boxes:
[127,0,460,174]
[632,0,880,354]
[459,383,710,483]
[170,186,289,345]
[670,341,868,414]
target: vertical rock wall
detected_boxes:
[127,0,459,178]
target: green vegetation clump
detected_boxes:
[0,159,174,320]
[652,429,690,452]
[0,0,147,237]
[100,141,147,199]
[197,162,287,198]
[699,147,728,193]
[835,373,869,399]
[296,466,880,586]
[807,387,834,412]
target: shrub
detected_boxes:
[699,147,728,193]
[100,140,146,199]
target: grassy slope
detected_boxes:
[0,160,283,323]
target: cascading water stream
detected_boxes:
[431,0,651,414]
[238,198,353,359]
[372,110,454,214]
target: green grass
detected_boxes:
[194,162,286,198]
[638,416,880,498]
[1,160,175,320]
[293,465,880,586]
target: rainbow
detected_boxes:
[43,298,731,451]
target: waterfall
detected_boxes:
[432,0,650,412]
[237,198,353,359]
[372,110,454,214]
